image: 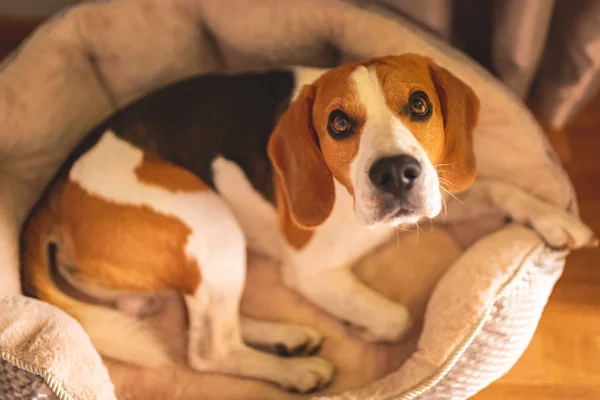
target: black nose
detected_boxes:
[369,155,422,196]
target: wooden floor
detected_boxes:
[2,15,600,400]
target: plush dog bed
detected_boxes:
[0,0,581,399]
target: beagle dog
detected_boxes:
[21,54,597,393]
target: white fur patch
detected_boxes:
[285,181,394,271]
[349,65,442,224]
[211,156,282,260]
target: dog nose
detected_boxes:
[369,155,422,196]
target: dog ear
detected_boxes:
[428,61,480,193]
[268,85,335,229]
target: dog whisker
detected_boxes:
[440,185,465,205]
[427,217,434,232]
[441,194,448,223]
[438,177,458,189]
[436,169,461,176]
[416,221,426,244]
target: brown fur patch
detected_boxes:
[313,54,477,195]
[274,177,313,249]
[311,65,367,193]
[53,179,202,295]
[427,61,479,192]
[135,152,209,192]
[268,85,335,230]
[267,65,369,237]
[372,54,479,192]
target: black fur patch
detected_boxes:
[107,70,296,203]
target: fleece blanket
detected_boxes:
[0,0,578,399]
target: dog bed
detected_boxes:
[0,0,581,399]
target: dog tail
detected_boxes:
[21,206,171,369]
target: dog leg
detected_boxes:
[284,267,412,343]
[469,179,598,249]
[185,290,334,392]
[241,317,324,357]
[184,203,334,393]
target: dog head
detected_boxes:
[268,54,479,230]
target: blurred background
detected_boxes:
[0,0,77,15]
[1,1,599,399]
[2,0,600,130]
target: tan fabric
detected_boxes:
[0,0,579,399]
[419,250,564,400]
[0,296,116,399]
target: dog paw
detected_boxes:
[273,326,324,357]
[190,346,334,393]
[281,357,335,393]
[480,179,597,251]
[245,322,324,357]
[526,207,598,250]
[350,305,413,343]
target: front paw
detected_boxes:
[280,357,335,393]
[257,325,324,357]
[347,305,412,343]
[525,207,598,250]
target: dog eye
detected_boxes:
[408,92,431,119]
[327,111,354,139]
[410,96,428,115]
[332,115,350,132]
